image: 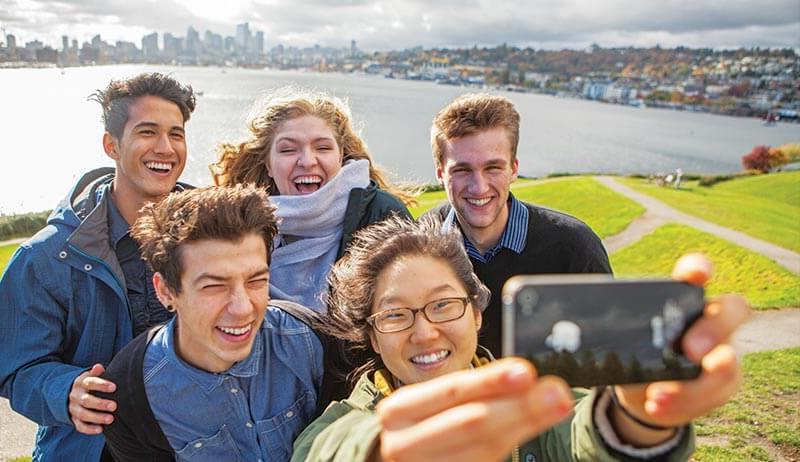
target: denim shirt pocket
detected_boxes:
[257,391,312,460]
[175,424,242,461]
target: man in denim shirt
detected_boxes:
[0,73,195,461]
[99,185,324,461]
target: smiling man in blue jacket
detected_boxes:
[0,72,196,461]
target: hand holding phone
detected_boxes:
[502,275,705,387]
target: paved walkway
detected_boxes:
[595,176,800,275]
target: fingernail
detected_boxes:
[504,363,532,385]
[545,385,571,416]
[645,391,671,414]
[645,400,660,415]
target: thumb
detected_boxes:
[672,253,713,287]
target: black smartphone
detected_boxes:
[502,275,705,387]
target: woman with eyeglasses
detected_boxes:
[291,216,750,462]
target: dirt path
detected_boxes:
[595,176,800,275]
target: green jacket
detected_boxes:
[293,370,695,462]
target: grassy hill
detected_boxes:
[611,224,800,308]
[714,171,800,207]
[620,171,800,252]
[1,243,17,276]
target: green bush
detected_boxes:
[0,211,50,241]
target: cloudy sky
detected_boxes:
[2,0,799,51]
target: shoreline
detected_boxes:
[2,64,797,123]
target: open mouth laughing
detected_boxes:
[145,161,174,174]
[216,322,253,340]
[293,175,323,194]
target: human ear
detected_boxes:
[510,157,519,181]
[102,133,120,161]
[153,272,177,308]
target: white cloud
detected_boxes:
[1,0,798,50]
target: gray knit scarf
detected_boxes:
[269,159,371,311]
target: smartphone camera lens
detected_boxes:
[519,288,538,316]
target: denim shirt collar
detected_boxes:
[163,317,262,393]
[444,192,529,262]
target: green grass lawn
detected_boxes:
[693,347,800,462]
[1,243,18,276]
[620,172,800,252]
[611,224,800,309]
[411,176,645,239]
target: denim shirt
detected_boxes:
[144,306,324,462]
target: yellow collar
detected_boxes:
[374,353,489,397]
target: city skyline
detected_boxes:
[2,0,799,52]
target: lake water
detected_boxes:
[1,65,798,214]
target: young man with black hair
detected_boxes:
[0,72,195,460]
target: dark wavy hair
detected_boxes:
[131,185,277,294]
[325,215,490,383]
[89,72,196,139]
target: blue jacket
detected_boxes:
[0,168,186,461]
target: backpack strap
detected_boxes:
[98,324,175,461]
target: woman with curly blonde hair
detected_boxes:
[212,87,416,311]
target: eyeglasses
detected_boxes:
[366,297,471,333]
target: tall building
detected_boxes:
[163,32,181,58]
[62,35,69,52]
[7,34,16,52]
[142,32,159,58]
[236,22,251,52]
[254,31,264,54]
[224,36,236,52]
[186,27,200,56]
[204,30,223,52]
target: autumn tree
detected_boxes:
[742,145,776,172]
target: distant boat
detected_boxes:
[196,91,204,97]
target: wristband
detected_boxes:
[608,386,673,431]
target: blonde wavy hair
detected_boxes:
[211,87,416,205]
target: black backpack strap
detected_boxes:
[269,300,352,415]
[98,325,175,461]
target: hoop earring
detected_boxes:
[166,305,175,313]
